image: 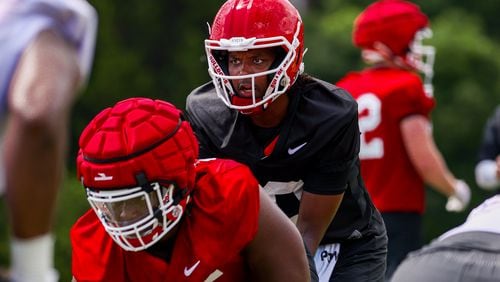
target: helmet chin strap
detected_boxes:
[173,186,188,205]
[362,42,416,72]
[230,73,290,115]
[135,172,154,192]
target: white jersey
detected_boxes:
[440,195,500,240]
[0,0,97,194]
[0,0,97,116]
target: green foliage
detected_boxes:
[432,8,500,165]
[53,176,90,281]
[0,175,88,280]
[303,5,363,81]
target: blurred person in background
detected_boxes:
[391,194,500,282]
[475,105,500,192]
[0,0,97,281]
[71,97,311,282]
[186,0,387,281]
[336,0,471,280]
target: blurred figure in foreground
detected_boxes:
[0,0,97,281]
[391,194,500,282]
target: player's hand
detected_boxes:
[445,179,471,212]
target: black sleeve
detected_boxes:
[184,110,218,159]
[304,112,361,195]
[477,106,500,162]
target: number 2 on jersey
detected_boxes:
[357,93,383,160]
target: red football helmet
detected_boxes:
[205,0,305,114]
[77,97,199,251]
[353,0,435,96]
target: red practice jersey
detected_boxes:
[71,159,260,282]
[337,68,435,213]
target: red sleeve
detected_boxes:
[188,159,260,266]
[385,71,435,120]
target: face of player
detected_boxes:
[227,47,276,99]
[94,190,161,228]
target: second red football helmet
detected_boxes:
[353,0,435,96]
[77,97,199,251]
[353,0,428,56]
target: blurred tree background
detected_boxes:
[1,0,498,280]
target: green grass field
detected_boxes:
[0,172,88,281]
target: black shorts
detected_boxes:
[329,208,388,282]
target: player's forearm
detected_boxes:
[296,192,343,254]
[415,146,456,197]
[408,133,470,213]
[407,127,471,212]
[402,116,456,197]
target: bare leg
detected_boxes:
[4,30,80,281]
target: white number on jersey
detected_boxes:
[357,93,383,159]
[205,269,223,281]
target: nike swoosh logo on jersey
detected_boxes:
[288,142,307,155]
[184,260,200,277]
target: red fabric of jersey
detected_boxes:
[71,159,259,281]
[337,68,435,213]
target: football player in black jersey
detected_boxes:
[475,105,500,191]
[186,0,387,281]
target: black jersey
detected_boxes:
[186,76,379,243]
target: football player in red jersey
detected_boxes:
[336,0,471,279]
[70,97,311,282]
[186,0,387,281]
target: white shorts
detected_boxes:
[314,243,340,282]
